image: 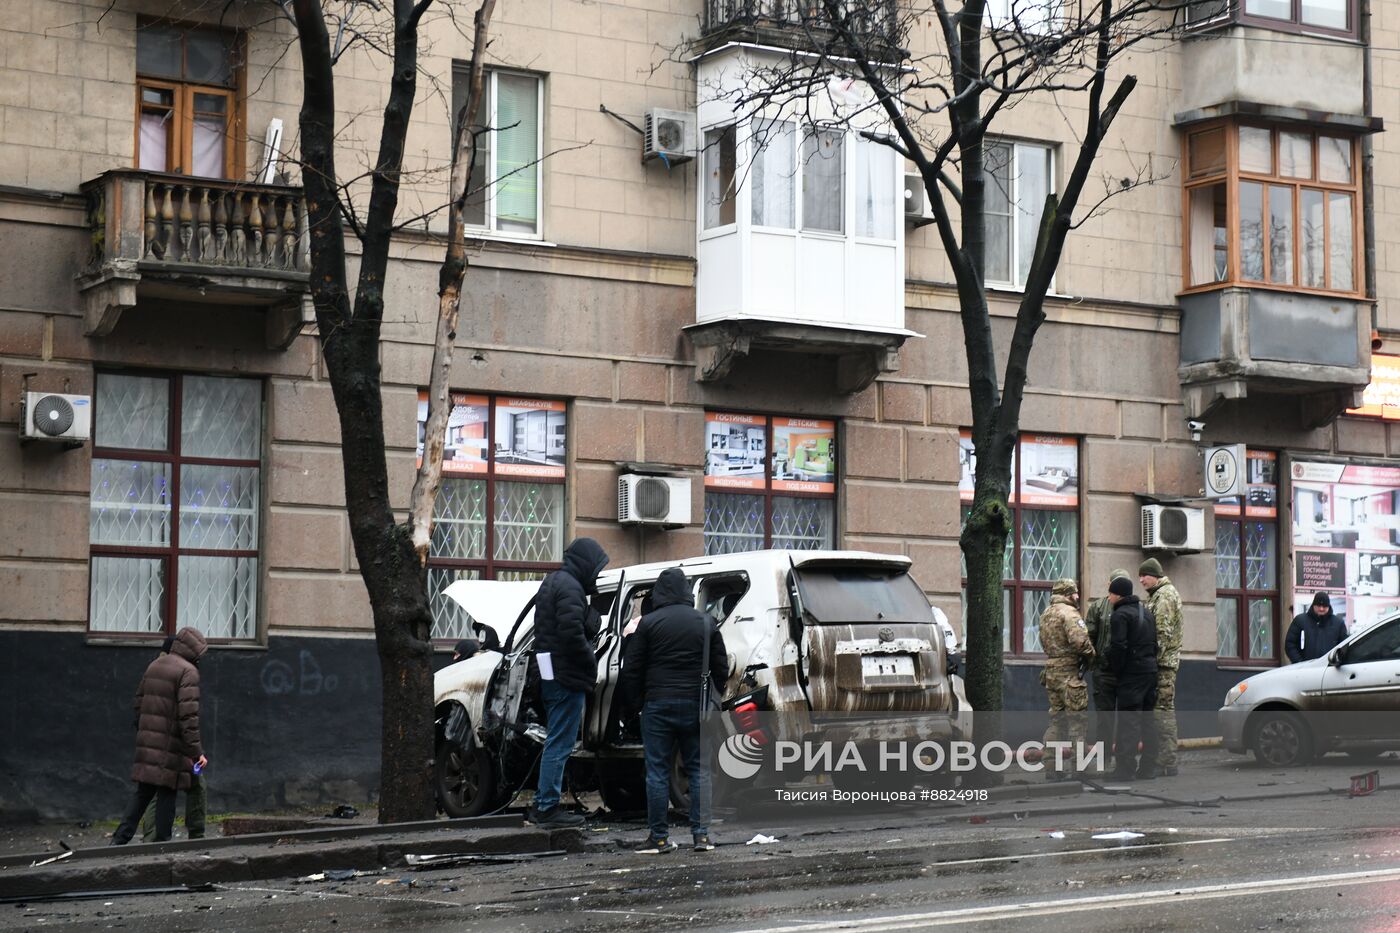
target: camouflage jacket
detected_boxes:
[1083,596,1114,672]
[1039,595,1094,669]
[1147,577,1184,670]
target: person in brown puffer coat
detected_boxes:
[111,627,208,844]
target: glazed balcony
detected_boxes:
[77,169,312,349]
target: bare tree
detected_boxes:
[704,0,1181,711]
[287,0,496,822]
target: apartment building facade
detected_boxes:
[0,0,1396,816]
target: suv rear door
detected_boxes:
[788,558,949,713]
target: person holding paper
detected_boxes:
[527,537,610,828]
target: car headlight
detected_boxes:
[1224,681,1249,706]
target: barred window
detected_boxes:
[959,432,1080,656]
[703,412,836,556]
[419,393,567,639]
[90,372,262,640]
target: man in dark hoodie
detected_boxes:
[1285,592,1348,664]
[528,537,609,828]
[1105,578,1159,781]
[619,567,729,854]
[112,627,208,844]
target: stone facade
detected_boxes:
[0,0,1397,815]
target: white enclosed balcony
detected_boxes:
[688,47,916,393]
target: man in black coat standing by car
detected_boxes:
[529,537,609,828]
[1285,592,1348,664]
[1106,576,1159,781]
[620,567,729,854]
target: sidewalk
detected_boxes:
[2,748,1394,902]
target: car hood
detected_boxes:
[1236,656,1327,700]
[434,650,500,705]
[442,579,538,642]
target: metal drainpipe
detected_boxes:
[1362,0,1377,327]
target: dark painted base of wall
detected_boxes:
[0,631,1242,821]
[1008,652,1237,717]
[0,633,393,822]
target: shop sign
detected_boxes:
[772,418,836,493]
[417,391,489,474]
[1347,353,1400,420]
[416,392,566,478]
[705,412,767,490]
[1216,450,1278,519]
[1292,458,1400,632]
[958,432,1078,507]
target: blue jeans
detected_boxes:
[641,698,710,840]
[536,679,587,811]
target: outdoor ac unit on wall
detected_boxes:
[20,392,91,445]
[643,109,696,165]
[619,474,692,527]
[903,172,932,224]
[1141,504,1205,552]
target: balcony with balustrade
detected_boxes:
[77,170,312,349]
[698,0,901,55]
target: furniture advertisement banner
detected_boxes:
[494,398,566,478]
[1215,449,1279,518]
[772,417,836,493]
[958,430,1017,504]
[1019,435,1079,506]
[417,390,489,474]
[705,412,767,490]
[1292,457,1400,632]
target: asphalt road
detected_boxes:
[9,755,1400,932]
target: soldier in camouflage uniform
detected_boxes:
[1140,558,1182,775]
[1039,579,1095,778]
[1084,569,1131,747]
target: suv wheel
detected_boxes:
[435,739,497,818]
[1251,711,1313,767]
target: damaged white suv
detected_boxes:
[432,549,970,816]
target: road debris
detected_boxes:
[1092,831,1146,840]
[746,834,780,845]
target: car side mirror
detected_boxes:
[1328,648,1344,667]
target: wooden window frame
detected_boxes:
[134,23,245,179]
[89,370,263,642]
[1183,0,1357,38]
[1181,120,1362,299]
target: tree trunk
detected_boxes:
[960,454,1012,713]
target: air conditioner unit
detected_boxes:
[20,392,92,445]
[619,474,692,527]
[643,109,696,165]
[903,172,932,224]
[1141,504,1205,552]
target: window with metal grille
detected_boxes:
[958,431,1080,657]
[89,372,262,640]
[1214,449,1280,665]
[420,392,567,639]
[702,412,836,556]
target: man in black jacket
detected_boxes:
[529,537,609,828]
[619,568,729,854]
[1285,592,1348,664]
[1106,576,1159,781]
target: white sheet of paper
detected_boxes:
[537,651,555,680]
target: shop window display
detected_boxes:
[703,412,836,555]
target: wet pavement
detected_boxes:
[7,750,1400,931]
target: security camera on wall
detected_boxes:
[1187,419,1206,443]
